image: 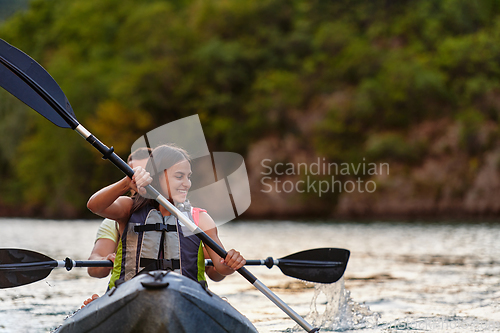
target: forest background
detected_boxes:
[1,0,500,220]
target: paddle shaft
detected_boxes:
[0,259,113,271]
[208,259,278,266]
[207,258,344,267]
[0,53,317,332]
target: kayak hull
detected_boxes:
[54,271,258,333]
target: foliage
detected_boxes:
[365,132,425,163]
[0,0,29,21]
[1,0,500,217]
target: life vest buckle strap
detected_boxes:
[140,258,180,271]
[134,223,177,233]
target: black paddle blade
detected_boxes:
[277,248,350,284]
[0,39,75,128]
[0,249,56,288]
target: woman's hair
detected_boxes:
[130,144,190,214]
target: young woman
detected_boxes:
[87,144,246,287]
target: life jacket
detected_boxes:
[115,204,207,286]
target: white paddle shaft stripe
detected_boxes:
[75,125,91,139]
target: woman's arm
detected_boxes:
[87,167,151,223]
[87,177,132,222]
[198,212,246,279]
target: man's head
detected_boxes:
[128,147,152,169]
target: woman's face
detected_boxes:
[160,159,192,204]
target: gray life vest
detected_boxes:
[118,204,206,284]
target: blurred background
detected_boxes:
[1,0,500,220]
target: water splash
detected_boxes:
[295,277,380,332]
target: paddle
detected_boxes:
[0,248,349,288]
[0,249,113,289]
[0,39,324,333]
[207,247,350,284]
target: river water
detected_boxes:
[0,218,499,333]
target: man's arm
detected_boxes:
[87,238,117,278]
[87,219,119,278]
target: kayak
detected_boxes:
[54,270,258,333]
